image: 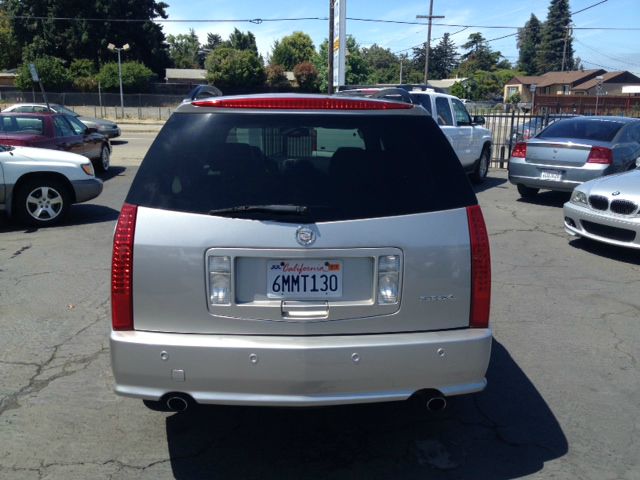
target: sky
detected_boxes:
[162,0,640,76]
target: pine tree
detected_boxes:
[517,14,542,75]
[537,0,574,72]
[430,33,459,80]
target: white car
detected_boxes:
[0,144,103,226]
[409,90,493,183]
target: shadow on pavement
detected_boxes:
[516,190,571,208]
[110,140,129,146]
[97,166,127,182]
[0,204,120,233]
[473,175,507,194]
[569,237,640,265]
[165,340,567,479]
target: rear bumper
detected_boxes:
[110,328,492,406]
[508,157,609,192]
[71,178,103,203]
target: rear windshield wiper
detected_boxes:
[209,204,309,216]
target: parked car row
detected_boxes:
[508,115,640,250]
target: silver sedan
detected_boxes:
[508,116,640,198]
[564,166,640,249]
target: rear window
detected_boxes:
[538,118,624,142]
[127,112,476,222]
[0,116,44,135]
[409,94,432,114]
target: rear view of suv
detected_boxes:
[110,94,492,411]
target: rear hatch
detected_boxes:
[121,104,483,336]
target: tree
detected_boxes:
[537,0,574,72]
[293,62,318,92]
[6,0,171,75]
[204,47,265,90]
[517,14,542,75]
[225,28,258,55]
[167,29,201,69]
[361,44,400,84]
[97,61,154,93]
[69,58,97,91]
[15,56,70,90]
[457,33,504,75]
[271,32,315,71]
[205,33,223,50]
[0,7,20,69]
[429,33,459,80]
[313,36,371,92]
[266,64,290,89]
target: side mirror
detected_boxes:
[85,127,98,135]
[473,115,486,125]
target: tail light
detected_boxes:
[587,146,613,164]
[111,203,137,331]
[511,142,527,158]
[467,205,491,328]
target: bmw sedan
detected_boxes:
[564,165,640,249]
[508,116,640,198]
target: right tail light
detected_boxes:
[586,146,613,164]
[467,205,491,329]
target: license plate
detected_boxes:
[540,169,562,181]
[267,260,343,298]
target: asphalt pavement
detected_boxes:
[0,132,639,479]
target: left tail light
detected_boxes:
[467,205,491,328]
[111,203,137,330]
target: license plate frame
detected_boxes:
[540,169,562,182]
[267,259,343,299]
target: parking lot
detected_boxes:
[1,129,639,479]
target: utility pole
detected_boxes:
[417,0,444,85]
[328,0,335,94]
[561,23,573,72]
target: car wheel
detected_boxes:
[470,147,490,184]
[96,145,110,172]
[517,184,539,198]
[14,178,70,227]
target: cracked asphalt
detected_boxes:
[1,136,639,479]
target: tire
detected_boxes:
[14,177,71,227]
[517,184,539,199]
[470,147,490,184]
[95,145,110,172]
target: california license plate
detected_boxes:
[540,169,562,181]
[267,260,343,298]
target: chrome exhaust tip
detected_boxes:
[165,395,190,412]
[426,396,447,412]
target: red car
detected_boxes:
[0,112,112,172]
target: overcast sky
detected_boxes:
[163,0,640,75]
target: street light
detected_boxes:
[594,75,604,115]
[107,43,130,119]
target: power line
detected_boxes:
[574,38,640,69]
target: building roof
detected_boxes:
[507,69,605,88]
[165,69,207,81]
[428,78,467,89]
[573,71,640,91]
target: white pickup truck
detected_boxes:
[409,90,492,184]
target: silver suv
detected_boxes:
[110,94,492,412]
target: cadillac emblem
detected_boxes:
[296,226,315,246]
[612,191,621,196]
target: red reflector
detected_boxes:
[111,203,137,331]
[467,205,491,329]
[192,96,413,110]
[587,146,613,164]
[511,142,527,158]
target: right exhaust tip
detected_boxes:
[426,396,447,412]
[165,395,190,412]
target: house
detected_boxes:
[503,69,640,103]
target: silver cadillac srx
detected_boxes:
[109,94,492,412]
